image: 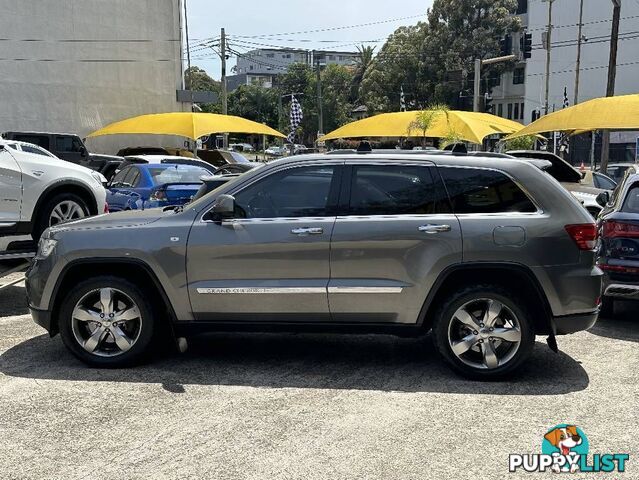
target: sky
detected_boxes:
[184,0,433,80]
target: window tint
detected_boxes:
[593,173,617,191]
[148,165,209,185]
[14,135,49,150]
[21,144,52,157]
[110,168,130,187]
[622,185,639,214]
[349,165,448,216]
[55,136,83,153]
[234,166,336,218]
[439,167,537,214]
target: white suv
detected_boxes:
[0,140,107,240]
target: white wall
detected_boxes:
[0,0,188,154]
[524,0,639,123]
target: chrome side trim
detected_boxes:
[196,286,405,294]
[196,287,326,294]
[327,287,404,294]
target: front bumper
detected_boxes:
[553,310,599,335]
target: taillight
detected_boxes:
[149,190,167,202]
[602,220,639,238]
[599,264,639,274]
[104,202,109,214]
[565,224,598,250]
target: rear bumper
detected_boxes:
[29,307,55,335]
[553,311,599,335]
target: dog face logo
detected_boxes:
[544,426,583,456]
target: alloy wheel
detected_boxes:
[71,288,143,357]
[49,200,86,226]
[447,298,522,370]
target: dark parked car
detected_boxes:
[196,149,261,174]
[26,153,601,379]
[596,171,639,315]
[2,131,123,179]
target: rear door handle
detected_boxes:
[291,227,324,236]
[418,224,451,234]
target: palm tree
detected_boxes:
[407,103,451,147]
[351,45,376,103]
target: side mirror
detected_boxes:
[596,191,610,208]
[80,146,88,156]
[204,194,236,222]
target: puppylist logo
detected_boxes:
[509,424,630,474]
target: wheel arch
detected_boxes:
[418,262,554,335]
[49,258,177,337]
[32,180,99,223]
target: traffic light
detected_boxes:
[499,35,512,56]
[484,92,494,114]
[520,32,533,59]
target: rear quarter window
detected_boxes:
[622,185,639,214]
[438,167,537,214]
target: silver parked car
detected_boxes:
[26,153,602,379]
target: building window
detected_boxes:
[514,103,520,120]
[497,104,503,117]
[520,102,525,120]
[249,65,254,71]
[507,103,513,119]
[516,0,527,14]
[513,67,525,85]
[266,53,274,58]
[488,70,501,87]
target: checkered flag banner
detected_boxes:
[558,86,570,153]
[400,86,406,112]
[563,86,570,109]
[287,96,303,143]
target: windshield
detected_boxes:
[148,165,211,185]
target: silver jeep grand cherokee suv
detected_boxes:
[26,153,602,379]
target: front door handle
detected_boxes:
[418,224,451,234]
[291,227,324,236]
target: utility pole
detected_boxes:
[574,0,584,105]
[316,53,324,138]
[473,58,481,112]
[601,0,622,172]
[543,0,554,116]
[220,27,228,149]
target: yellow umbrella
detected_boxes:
[506,94,639,140]
[319,110,523,144]
[88,112,286,140]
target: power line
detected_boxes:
[231,14,425,38]
[527,14,639,32]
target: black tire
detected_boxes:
[600,297,615,318]
[33,192,90,240]
[431,284,535,380]
[58,276,156,367]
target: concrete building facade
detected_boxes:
[0,0,189,154]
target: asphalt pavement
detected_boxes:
[0,276,637,480]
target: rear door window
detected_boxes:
[622,185,639,214]
[347,165,450,215]
[438,167,537,214]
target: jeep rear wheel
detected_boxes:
[432,285,535,380]
[58,276,155,367]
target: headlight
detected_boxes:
[91,171,107,186]
[36,238,57,259]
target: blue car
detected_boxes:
[106,163,212,211]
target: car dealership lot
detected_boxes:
[0,280,637,480]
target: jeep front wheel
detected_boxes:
[58,276,155,367]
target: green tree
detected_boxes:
[184,66,221,113]
[359,23,429,113]
[227,85,278,127]
[425,0,521,103]
[351,45,376,103]
[407,103,450,146]
[320,64,354,134]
